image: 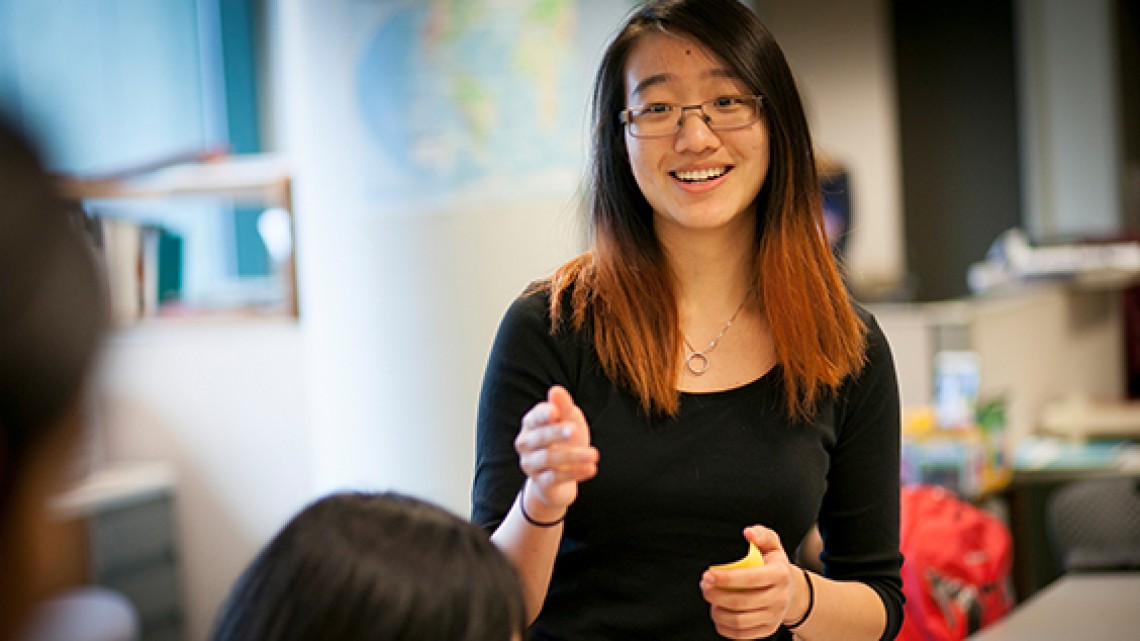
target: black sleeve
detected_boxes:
[818,310,906,640]
[471,288,578,532]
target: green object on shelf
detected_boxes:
[156,229,183,304]
[976,396,1007,434]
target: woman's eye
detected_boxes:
[641,103,674,115]
[713,96,743,108]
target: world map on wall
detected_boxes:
[356,0,584,210]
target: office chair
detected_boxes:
[1047,475,1140,573]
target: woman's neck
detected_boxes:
[659,225,757,321]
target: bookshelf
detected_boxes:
[59,153,291,204]
[59,153,299,324]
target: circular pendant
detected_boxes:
[686,352,710,376]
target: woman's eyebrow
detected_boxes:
[629,67,743,99]
[705,68,737,81]
[630,73,673,100]
[630,68,741,101]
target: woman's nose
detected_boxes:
[673,110,720,153]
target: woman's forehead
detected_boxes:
[624,32,739,99]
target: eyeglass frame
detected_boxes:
[618,94,765,138]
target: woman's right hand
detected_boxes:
[515,385,599,519]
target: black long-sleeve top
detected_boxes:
[473,287,904,640]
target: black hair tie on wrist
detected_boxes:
[786,567,814,630]
[518,484,565,528]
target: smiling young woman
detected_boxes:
[550,13,863,422]
[473,1,904,640]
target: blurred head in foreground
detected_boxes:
[211,491,527,641]
[0,114,108,640]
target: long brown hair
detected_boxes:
[546,0,865,421]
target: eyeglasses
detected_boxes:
[619,95,764,138]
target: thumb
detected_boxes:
[548,385,589,444]
[745,525,789,562]
[547,385,576,418]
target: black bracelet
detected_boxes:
[786,567,814,630]
[518,484,565,528]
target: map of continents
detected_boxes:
[356,0,582,209]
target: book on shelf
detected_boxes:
[96,217,183,326]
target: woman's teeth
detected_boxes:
[672,167,730,183]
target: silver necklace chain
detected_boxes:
[682,293,751,376]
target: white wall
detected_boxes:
[276,0,616,515]
[760,0,906,289]
[95,321,310,641]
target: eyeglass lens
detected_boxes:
[626,96,761,137]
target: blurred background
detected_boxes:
[1,1,1137,640]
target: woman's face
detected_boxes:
[622,31,770,240]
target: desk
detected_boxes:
[968,573,1140,640]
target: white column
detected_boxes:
[1017,0,1122,240]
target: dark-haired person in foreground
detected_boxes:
[0,115,118,640]
[472,0,905,639]
[210,492,527,641]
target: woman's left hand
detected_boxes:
[699,525,803,639]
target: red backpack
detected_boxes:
[897,485,1014,641]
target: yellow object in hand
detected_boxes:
[709,541,765,571]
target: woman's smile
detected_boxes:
[671,165,733,189]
